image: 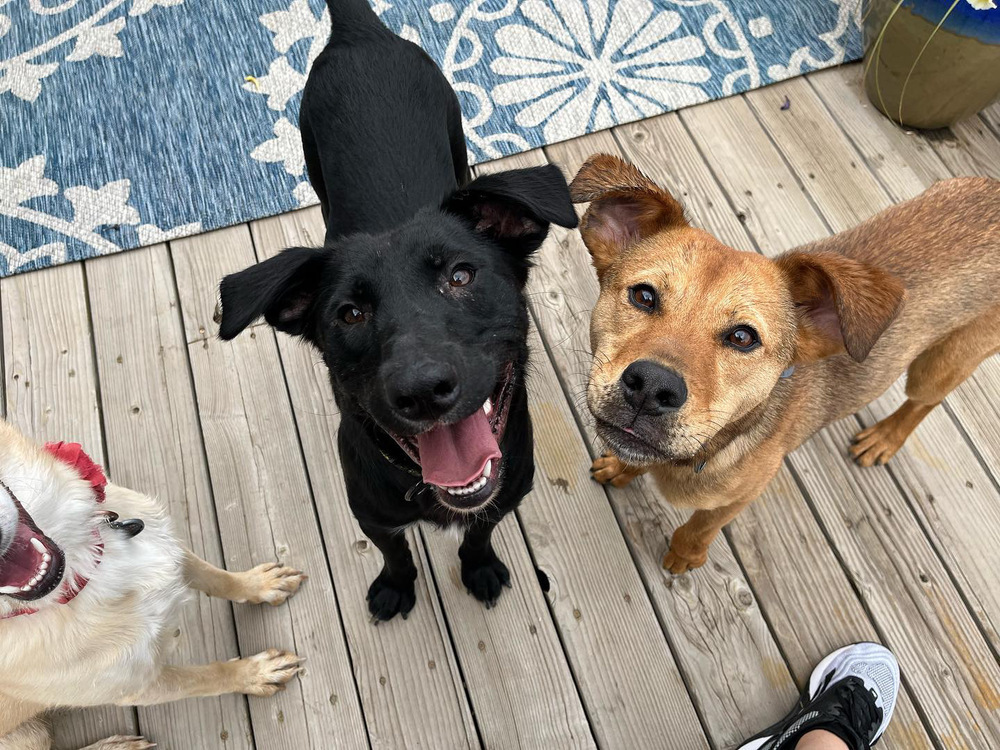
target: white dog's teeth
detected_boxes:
[483,399,492,416]
[483,460,492,479]
[0,585,19,595]
[30,538,46,554]
[20,584,30,592]
[28,576,38,587]
[42,552,51,562]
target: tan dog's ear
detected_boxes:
[569,154,687,280]
[777,250,906,363]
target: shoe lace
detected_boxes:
[821,677,883,748]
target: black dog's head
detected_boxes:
[219,165,577,512]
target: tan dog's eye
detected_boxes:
[449,265,475,287]
[725,326,760,351]
[628,284,657,312]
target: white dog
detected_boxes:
[0,420,306,749]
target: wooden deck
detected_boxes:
[7,63,1000,749]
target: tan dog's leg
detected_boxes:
[591,453,647,488]
[851,307,1000,467]
[663,457,782,574]
[121,649,303,706]
[663,500,750,574]
[183,549,306,605]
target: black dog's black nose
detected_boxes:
[389,361,460,421]
[620,360,687,415]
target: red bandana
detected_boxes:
[44,442,108,503]
[1,443,107,619]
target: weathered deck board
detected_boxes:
[497,136,803,750]
[0,264,140,747]
[4,62,1000,750]
[170,225,370,749]
[252,208,524,748]
[469,161,713,750]
[743,74,1000,658]
[682,81,998,744]
[617,102,935,747]
[676,75,999,743]
[85,245,253,749]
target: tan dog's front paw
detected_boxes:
[662,545,708,575]
[237,649,304,696]
[240,562,307,605]
[850,421,903,467]
[83,736,156,750]
[590,453,644,488]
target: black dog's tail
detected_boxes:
[326,0,383,38]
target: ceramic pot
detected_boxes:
[863,0,1000,129]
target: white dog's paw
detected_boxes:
[83,736,156,750]
[238,649,304,696]
[240,562,307,606]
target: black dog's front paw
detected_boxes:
[462,553,511,608]
[367,571,416,622]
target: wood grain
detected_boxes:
[1,263,139,747]
[466,159,711,749]
[170,225,369,749]
[743,72,1000,651]
[86,245,253,749]
[683,75,999,744]
[252,208,492,750]
[495,135,804,749]
[616,101,937,748]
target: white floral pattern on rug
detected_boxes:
[490,0,710,142]
[1,0,863,276]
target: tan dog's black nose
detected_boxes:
[620,360,687,415]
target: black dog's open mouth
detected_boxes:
[0,495,66,601]
[390,363,516,511]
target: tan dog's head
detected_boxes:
[571,154,905,466]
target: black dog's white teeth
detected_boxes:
[444,459,492,497]
[483,398,492,416]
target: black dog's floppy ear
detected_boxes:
[218,246,328,341]
[443,164,579,255]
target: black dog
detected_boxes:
[217,0,577,621]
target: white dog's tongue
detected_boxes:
[416,409,501,487]
[0,520,45,590]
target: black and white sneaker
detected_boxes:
[738,642,900,750]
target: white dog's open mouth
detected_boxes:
[0,495,65,601]
[390,363,516,511]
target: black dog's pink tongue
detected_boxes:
[416,409,501,487]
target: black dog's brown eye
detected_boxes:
[449,266,475,287]
[341,306,364,325]
[628,284,657,312]
[726,326,759,351]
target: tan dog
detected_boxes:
[0,419,305,749]
[570,154,999,574]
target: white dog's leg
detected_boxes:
[0,719,151,750]
[81,737,155,750]
[120,649,303,705]
[183,549,306,606]
[0,718,50,750]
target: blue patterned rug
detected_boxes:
[0,0,862,276]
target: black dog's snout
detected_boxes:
[620,360,687,415]
[388,360,460,421]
